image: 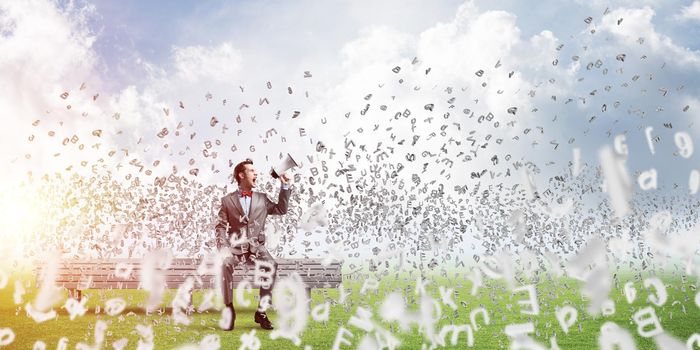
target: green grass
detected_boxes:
[1,267,699,349]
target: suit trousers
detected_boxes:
[221,247,278,307]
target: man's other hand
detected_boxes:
[280,173,290,184]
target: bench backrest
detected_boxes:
[38,258,342,290]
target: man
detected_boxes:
[215,158,291,331]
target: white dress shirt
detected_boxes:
[238,183,288,217]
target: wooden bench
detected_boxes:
[37,258,342,301]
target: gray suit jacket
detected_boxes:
[215,188,291,255]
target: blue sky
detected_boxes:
[1,0,700,281]
[86,0,467,91]
[84,0,700,88]
[3,0,700,199]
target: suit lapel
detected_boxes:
[251,192,264,220]
[228,191,245,219]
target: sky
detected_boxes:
[2,0,700,187]
[2,0,700,254]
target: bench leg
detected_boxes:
[187,289,194,315]
[306,287,311,312]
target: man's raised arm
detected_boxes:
[266,184,290,215]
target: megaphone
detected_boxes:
[271,153,299,179]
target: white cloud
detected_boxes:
[0,1,237,184]
[417,2,521,76]
[296,1,575,192]
[341,26,414,70]
[172,42,242,83]
[599,6,700,68]
[574,0,672,10]
[0,1,97,84]
[676,0,700,21]
[6,0,699,193]
[0,0,107,181]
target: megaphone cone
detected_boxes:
[271,153,299,179]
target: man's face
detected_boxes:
[238,163,258,188]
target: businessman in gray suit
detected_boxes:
[215,158,291,330]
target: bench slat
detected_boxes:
[51,271,338,277]
[40,258,342,291]
[54,274,342,282]
[51,259,339,264]
[57,279,342,290]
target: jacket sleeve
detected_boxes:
[266,188,291,215]
[215,196,231,249]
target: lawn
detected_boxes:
[1,266,699,349]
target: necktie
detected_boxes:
[240,191,253,198]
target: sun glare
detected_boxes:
[0,183,43,266]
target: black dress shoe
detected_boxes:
[223,305,236,331]
[254,311,273,330]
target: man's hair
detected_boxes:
[233,158,254,184]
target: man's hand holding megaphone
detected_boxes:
[279,173,290,185]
